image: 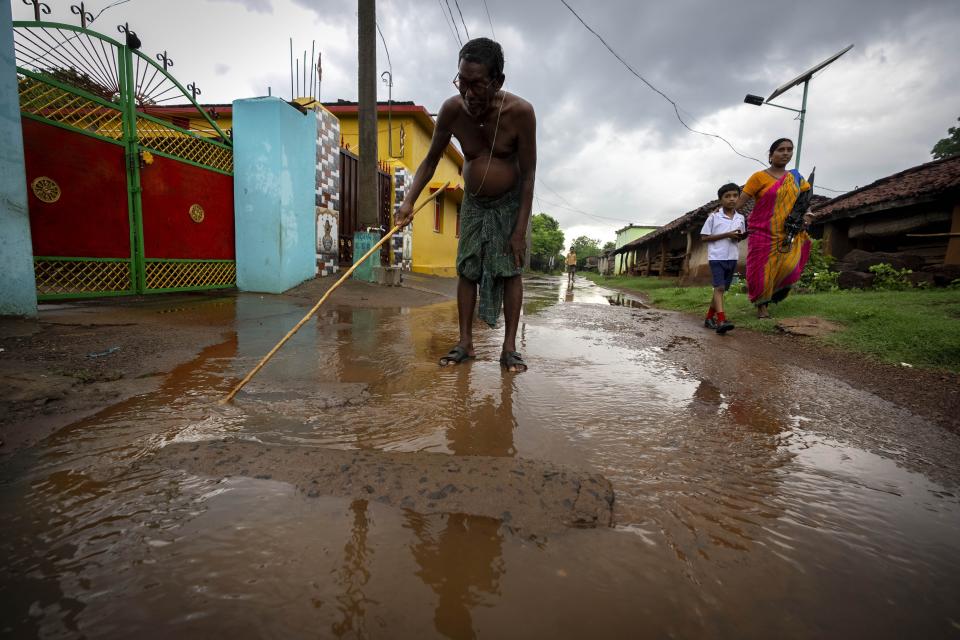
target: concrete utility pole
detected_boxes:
[357,0,378,227]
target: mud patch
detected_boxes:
[238,383,371,417]
[776,316,843,337]
[151,440,615,535]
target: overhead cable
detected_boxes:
[559,0,766,167]
[437,0,461,47]
[453,0,470,40]
[481,0,496,38]
[444,0,463,46]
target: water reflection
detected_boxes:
[606,293,647,309]
[331,499,375,638]
[447,366,516,457]
[406,512,504,640]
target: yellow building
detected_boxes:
[325,100,465,277]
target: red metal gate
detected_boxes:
[13,19,235,299]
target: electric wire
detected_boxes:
[453,0,470,40]
[437,0,461,47]
[559,0,766,167]
[480,0,496,38]
[537,177,661,225]
[375,21,392,74]
[444,0,464,46]
[535,191,648,225]
[92,0,135,21]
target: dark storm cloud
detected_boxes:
[311,0,956,146]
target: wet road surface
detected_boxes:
[2,275,959,638]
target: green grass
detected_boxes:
[585,273,960,372]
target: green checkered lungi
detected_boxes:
[456,186,523,327]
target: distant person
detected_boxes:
[734,138,814,318]
[395,38,537,372]
[701,183,746,334]
[565,249,577,283]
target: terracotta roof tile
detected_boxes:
[811,155,960,221]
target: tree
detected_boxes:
[932,116,960,160]
[603,241,616,252]
[530,213,565,272]
[570,236,602,268]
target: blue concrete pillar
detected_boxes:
[232,97,317,294]
[0,3,37,316]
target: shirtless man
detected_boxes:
[395,38,536,372]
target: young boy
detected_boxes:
[700,183,746,334]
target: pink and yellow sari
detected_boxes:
[745,170,811,305]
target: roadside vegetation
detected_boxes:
[585,268,960,373]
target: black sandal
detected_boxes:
[439,345,474,366]
[499,351,528,372]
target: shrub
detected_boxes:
[797,239,837,292]
[869,263,913,290]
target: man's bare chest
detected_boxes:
[452,116,519,161]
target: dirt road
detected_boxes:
[1,274,958,638]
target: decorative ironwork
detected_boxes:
[70,3,94,28]
[188,204,205,223]
[144,261,236,290]
[187,82,201,101]
[136,115,233,173]
[34,259,133,296]
[13,25,122,101]
[18,76,125,140]
[156,50,173,70]
[22,0,51,22]
[30,176,61,203]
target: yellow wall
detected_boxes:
[338,112,464,278]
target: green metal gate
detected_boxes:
[13,19,236,300]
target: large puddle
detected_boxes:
[2,275,959,638]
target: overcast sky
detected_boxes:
[13,0,960,247]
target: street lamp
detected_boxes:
[744,44,853,171]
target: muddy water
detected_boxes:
[2,276,960,638]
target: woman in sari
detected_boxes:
[735,138,814,318]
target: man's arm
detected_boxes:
[510,100,537,268]
[395,98,456,227]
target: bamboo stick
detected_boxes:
[906,232,960,238]
[220,182,450,404]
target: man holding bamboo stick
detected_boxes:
[395,38,537,372]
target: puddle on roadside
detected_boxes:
[2,276,959,638]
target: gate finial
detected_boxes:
[23,0,52,21]
[70,3,94,28]
[156,51,174,70]
[187,82,202,101]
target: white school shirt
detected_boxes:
[700,210,746,261]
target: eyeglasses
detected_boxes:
[452,74,494,94]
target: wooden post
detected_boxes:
[658,238,667,278]
[946,202,960,266]
[645,246,651,276]
[357,0,378,227]
[681,230,692,279]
